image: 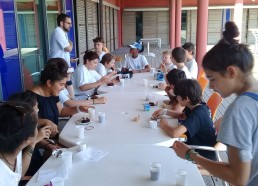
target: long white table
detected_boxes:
[27,72,205,186]
[59,92,178,147]
[27,145,205,186]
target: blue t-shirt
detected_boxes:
[180,102,217,160]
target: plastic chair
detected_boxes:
[198,77,208,94]
[207,92,223,121]
[198,68,206,81]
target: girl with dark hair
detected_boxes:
[30,58,91,152]
[71,51,114,99]
[172,22,258,185]
[0,102,49,185]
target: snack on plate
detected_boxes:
[107,82,114,86]
[91,95,98,99]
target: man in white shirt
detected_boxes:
[182,42,198,79]
[123,42,151,73]
[49,13,74,67]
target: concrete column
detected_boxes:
[196,0,209,75]
[234,0,243,42]
[117,0,122,47]
[175,0,182,47]
[169,0,176,49]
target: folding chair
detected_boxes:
[207,92,223,121]
[198,76,208,94]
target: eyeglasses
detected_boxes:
[0,101,28,127]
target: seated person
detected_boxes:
[97,53,117,76]
[8,92,52,178]
[182,42,198,79]
[162,69,186,112]
[0,102,49,185]
[30,58,91,152]
[72,51,118,98]
[93,36,107,73]
[159,50,176,74]
[171,47,192,79]
[152,79,217,160]
[123,42,151,73]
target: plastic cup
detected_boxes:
[120,79,125,86]
[175,169,187,186]
[149,120,158,129]
[51,177,65,186]
[61,151,73,170]
[76,126,85,139]
[98,112,106,123]
[150,162,161,181]
[143,103,150,112]
[79,143,87,151]
[88,108,95,121]
[143,79,148,87]
[150,68,155,74]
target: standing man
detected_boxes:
[49,13,74,67]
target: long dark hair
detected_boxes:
[83,50,99,64]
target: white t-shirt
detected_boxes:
[180,66,192,79]
[49,27,71,67]
[0,152,22,186]
[123,54,148,70]
[96,63,108,76]
[96,51,107,73]
[71,64,101,96]
[185,59,198,79]
[59,88,70,104]
[165,63,177,72]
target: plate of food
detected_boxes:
[76,117,91,125]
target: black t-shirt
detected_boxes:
[180,102,217,160]
[30,91,59,125]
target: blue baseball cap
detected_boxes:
[129,42,142,51]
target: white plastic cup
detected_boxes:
[143,79,148,87]
[175,169,187,186]
[51,177,65,186]
[61,151,73,170]
[150,68,155,74]
[120,79,125,86]
[88,108,95,121]
[79,143,87,151]
[150,162,161,181]
[149,120,158,129]
[98,112,106,123]
[76,126,85,139]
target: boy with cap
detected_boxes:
[123,42,151,73]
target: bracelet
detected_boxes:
[76,106,81,113]
[185,149,199,164]
[24,145,34,156]
[66,80,72,86]
[163,108,168,115]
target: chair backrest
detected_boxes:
[207,92,223,121]
[198,77,208,94]
[197,68,205,81]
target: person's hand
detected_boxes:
[158,83,167,90]
[160,63,167,73]
[78,105,95,113]
[171,141,191,160]
[95,96,107,104]
[43,120,59,138]
[152,109,165,119]
[165,86,172,93]
[98,76,110,85]
[132,69,139,74]
[68,40,73,46]
[45,143,63,152]
[36,126,51,143]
